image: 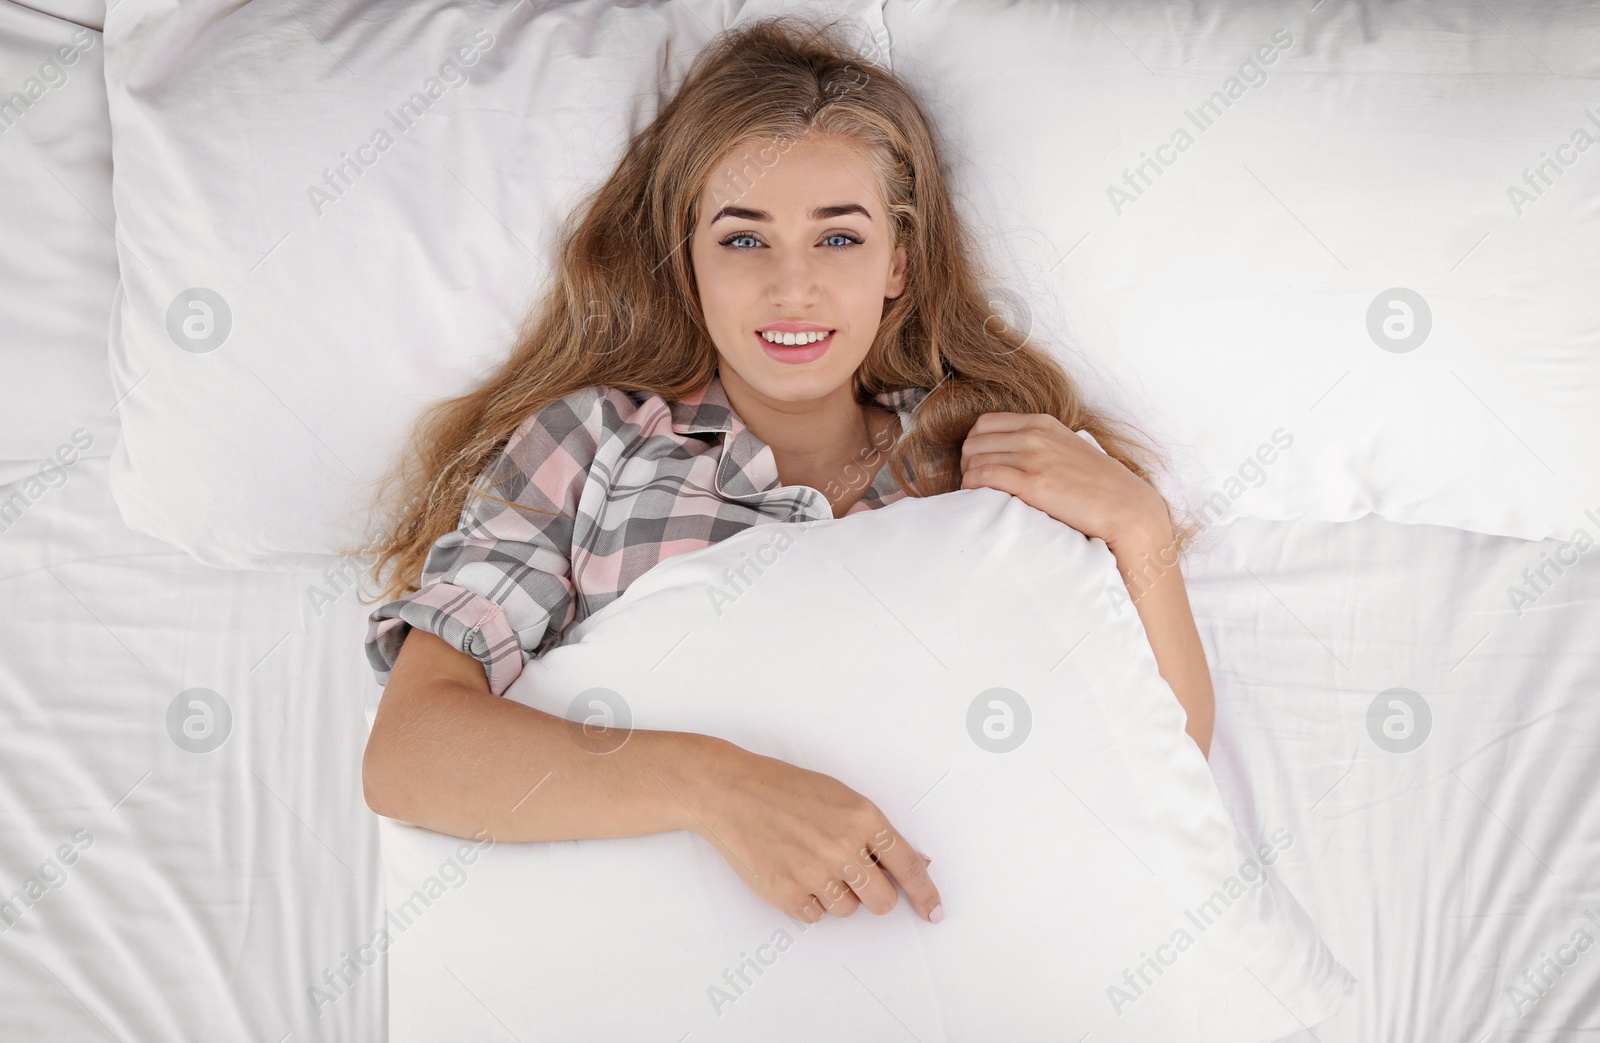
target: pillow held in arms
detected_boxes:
[377,486,1353,1042]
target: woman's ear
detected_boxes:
[886,242,909,300]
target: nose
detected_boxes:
[766,243,822,310]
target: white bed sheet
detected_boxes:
[0,455,385,1043]
[1189,513,1600,1041]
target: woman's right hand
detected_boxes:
[684,741,943,926]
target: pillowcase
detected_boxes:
[0,2,117,482]
[877,0,1599,542]
[100,0,1598,573]
[377,487,1353,1042]
[98,0,889,568]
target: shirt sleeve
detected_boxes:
[363,386,618,697]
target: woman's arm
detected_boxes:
[364,628,946,924]
[957,411,1216,759]
[1106,522,1215,759]
[364,628,723,841]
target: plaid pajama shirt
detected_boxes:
[364,373,933,696]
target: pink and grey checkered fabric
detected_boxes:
[364,372,932,696]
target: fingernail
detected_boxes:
[929,904,944,924]
[920,852,933,864]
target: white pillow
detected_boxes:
[99,0,889,568]
[377,487,1353,1041]
[105,0,1586,567]
[878,0,1599,542]
[0,2,117,477]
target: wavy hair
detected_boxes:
[353,13,1196,606]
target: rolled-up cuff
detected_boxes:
[364,581,540,698]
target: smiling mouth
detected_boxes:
[756,329,835,362]
[757,329,835,345]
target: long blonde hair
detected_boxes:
[352,13,1195,606]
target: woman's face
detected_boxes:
[689,134,908,406]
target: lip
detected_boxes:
[757,321,833,333]
[757,329,834,364]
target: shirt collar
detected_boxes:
[669,371,931,436]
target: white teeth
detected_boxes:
[760,329,831,345]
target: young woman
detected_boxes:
[356,15,1210,932]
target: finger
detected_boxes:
[833,847,898,917]
[817,881,863,919]
[794,895,827,925]
[959,449,1024,475]
[875,826,943,922]
[959,431,1028,466]
[960,461,1032,494]
[966,411,1040,437]
[963,433,1066,474]
[825,822,911,918]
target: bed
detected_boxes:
[2,8,384,1039]
[8,468,1597,1041]
[4,0,1597,1039]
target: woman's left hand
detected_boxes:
[958,412,1168,550]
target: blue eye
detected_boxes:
[718,232,864,251]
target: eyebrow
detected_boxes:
[709,203,872,225]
